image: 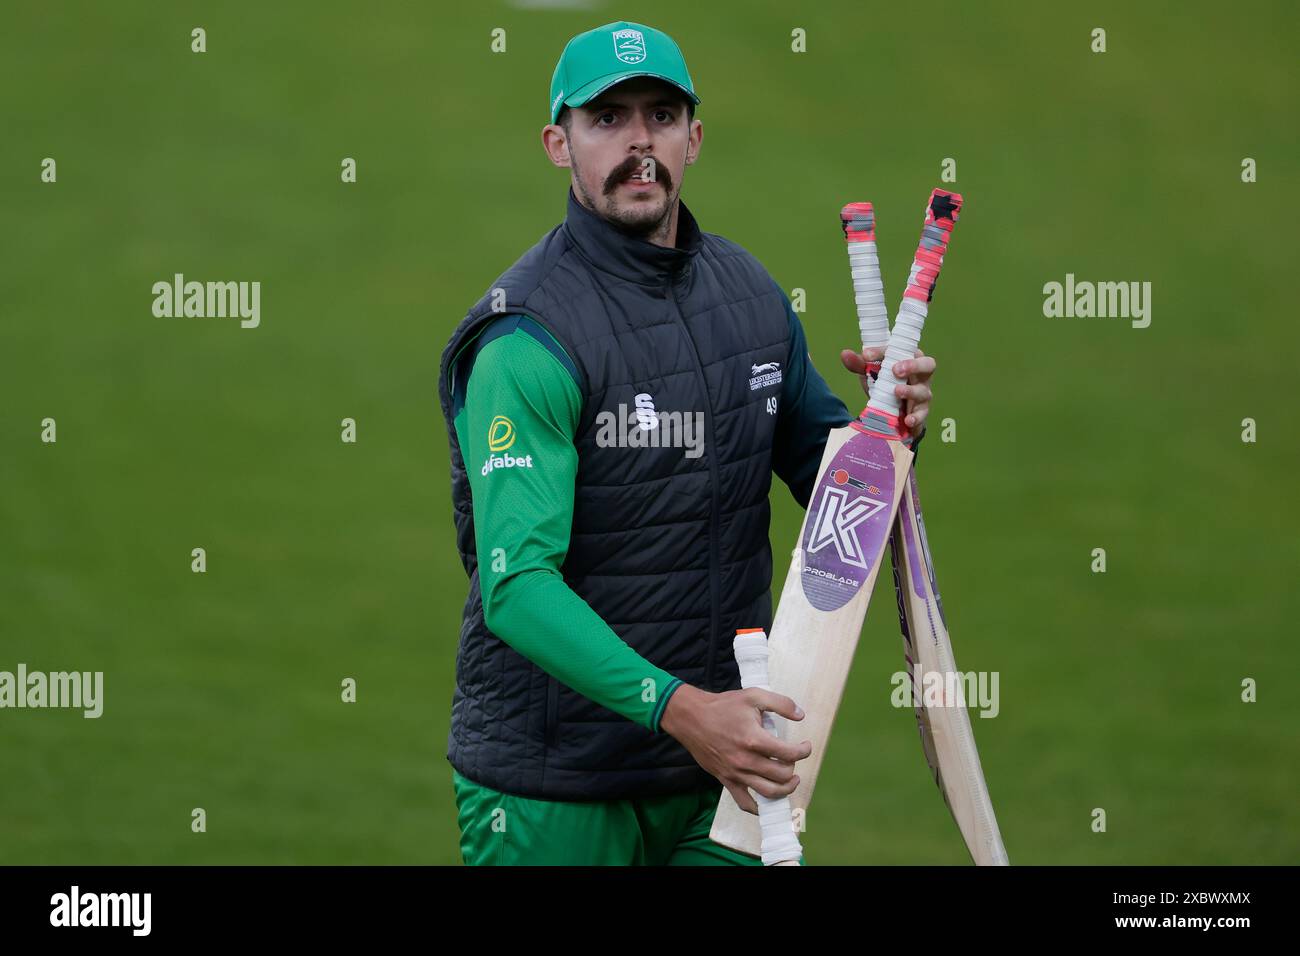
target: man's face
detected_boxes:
[543,76,702,239]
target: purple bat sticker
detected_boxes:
[800,437,897,611]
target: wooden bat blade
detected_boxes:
[710,424,913,857]
[891,469,1009,865]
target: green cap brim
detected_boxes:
[559,71,700,121]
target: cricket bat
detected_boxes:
[711,190,962,859]
[889,467,1009,864]
[842,207,1011,866]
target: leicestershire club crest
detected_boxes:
[612,28,646,64]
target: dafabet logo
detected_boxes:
[481,415,535,476]
[487,415,515,452]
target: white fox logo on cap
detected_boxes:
[612,28,646,64]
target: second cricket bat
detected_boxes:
[840,208,1008,865]
[889,469,1009,864]
[836,203,1007,865]
[711,190,962,857]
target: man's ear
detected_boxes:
[541,125,572,168]
[685,118,703,166]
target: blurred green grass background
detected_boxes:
[1,1,1296,864]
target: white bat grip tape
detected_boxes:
[733,632,804,866]
[846,240,890,351]
[869,294,929,416]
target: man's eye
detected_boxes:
[597,113,615,125]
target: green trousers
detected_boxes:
[453,770,802,866]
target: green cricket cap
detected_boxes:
[549,21,700,125]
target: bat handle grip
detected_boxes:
[734,630,804,866]
[755,776,803,866]
[841,202,889,362]
[866,189,962,424]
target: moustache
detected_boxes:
[605,158,672,194]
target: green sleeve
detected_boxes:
[453,320,684,732]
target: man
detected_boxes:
[436,21,937,865]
